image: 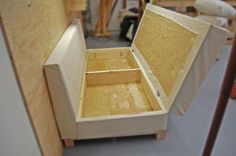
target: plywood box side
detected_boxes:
[45,18,86,118]
[77,113,168,139]
[171,24,229,115]
[140,74,162,111]
[128,47,167,113]
[87,48,130,59]
[77,74,87,119]
[86,48,140,71]
[87,47,131,52]
[44,65,78,139]
[86,69,141,86]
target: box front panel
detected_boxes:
[77,114,168,139]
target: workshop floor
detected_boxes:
[64,32,236,156]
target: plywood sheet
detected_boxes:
[0,22,41,156]
[66,0,87,12]
[134,10,197,96]
[82,83,159,118]
[29,78,63,156]
[0,0,67,155]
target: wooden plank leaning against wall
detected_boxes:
[0,0,68,155]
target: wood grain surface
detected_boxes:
[0,0,68,155]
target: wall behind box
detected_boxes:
[0,0,68,155]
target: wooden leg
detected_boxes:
[64,139,75,147]
[155,130,166,140]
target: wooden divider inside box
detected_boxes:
[87,49,139,71]
[81,49,161,118]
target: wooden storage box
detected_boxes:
[44,4,228,146]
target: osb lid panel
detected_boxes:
[134,10,197,96]
[132,4,211,113]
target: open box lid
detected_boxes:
[131,4,228,115]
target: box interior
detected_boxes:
[87,49,139,71]
[80,49,161,118]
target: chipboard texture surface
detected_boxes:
[134,10,198,96]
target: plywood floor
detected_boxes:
[82,83,157,118]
